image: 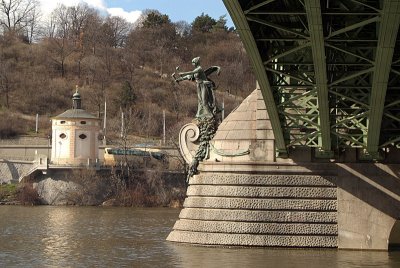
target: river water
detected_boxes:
[1,206,400,268]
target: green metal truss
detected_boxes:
[224,0,400,159]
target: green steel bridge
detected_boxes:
[223,0,400,160]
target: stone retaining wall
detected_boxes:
[0,161,33,184]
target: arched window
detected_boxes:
[60,121,66,124]
[79,134,87,139]
[80,121,86,125]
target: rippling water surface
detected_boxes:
[1,206,400,267]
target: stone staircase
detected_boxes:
[167,172,338,247]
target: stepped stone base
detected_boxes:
[170,88,400,249]
[168,231,337,247]
[167,172,338,247]
[169,89,338,247]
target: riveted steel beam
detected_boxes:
[304,0,332,157]
[265,67,314,85]
[327,16,380,39]
[243,0,276,15]
[326,44,374,63]
[264,43,311,64]
[366,0,400,156]
[247,16,310,39]
[348,0,381,12]
[223,0,287,157]
[329,67,374,86]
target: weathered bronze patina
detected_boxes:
[173,57,221,179]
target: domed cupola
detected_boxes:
[72,87,82,109]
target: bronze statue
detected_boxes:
[173,57,222,179]
[173,57,221,119]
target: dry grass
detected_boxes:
[0,113,25,138]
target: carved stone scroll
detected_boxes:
[179,123,200,164]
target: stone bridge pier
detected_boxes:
[167,89,400,250]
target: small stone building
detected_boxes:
[51,88,100,166]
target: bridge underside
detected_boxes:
[224,0,400,160]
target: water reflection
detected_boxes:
[1,206,400,267]
[169,244,333,268]
[169,244,400,268]
[41,207,75,266]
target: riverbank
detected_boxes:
[0,169,187,207]
[0,184,20,205]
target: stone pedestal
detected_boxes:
[168,89,400,250]
[167,166,338,247]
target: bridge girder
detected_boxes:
[223,0,288,157]
[366,0,400,159]
[304,0,332,157]
[224,0,400,159]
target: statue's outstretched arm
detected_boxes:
[179,66,201,77]
[176,74,193,82]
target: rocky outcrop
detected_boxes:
[34,177,81,205]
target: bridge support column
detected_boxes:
[168,89,338,248]
[168,89,400,250]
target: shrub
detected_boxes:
[115,165,186,207]
[0,112,25,138]
[16,183,41,205]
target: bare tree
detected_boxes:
[46,36,75,77]
[132,9,160,29]
[23,2,40,43]
[80,11,102,55]
[0,58,15,108]
[67,3,95,46]
[174,20,191,36]
[0,0,38,36]
[103,16,130,48]
[42,12,56,38]
[45,4,76,77]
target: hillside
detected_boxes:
[0,7,255,144]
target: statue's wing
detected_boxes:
[204,66,221,77]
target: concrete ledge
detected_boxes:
[187,185,337,199]
[167,230,337,247]
[200,162,338,175]
[184,197,337,211]
[189,173,336,186]
[173,219,338,235]
[179,208,337,223]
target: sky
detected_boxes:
[38,0,234,27]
